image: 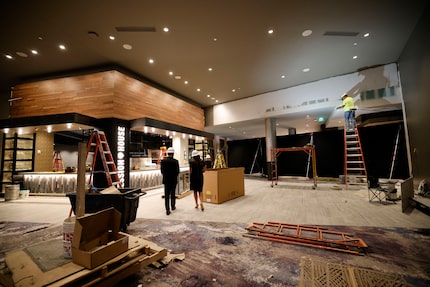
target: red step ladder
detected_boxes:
[87,130,122,188]
[52,151,65,172]
[344,128,367,186]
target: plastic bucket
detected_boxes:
[5,184,20,201]
[63,216,75,258]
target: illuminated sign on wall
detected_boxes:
[117,126,126,187]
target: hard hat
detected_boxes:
[167,147,175,154]
[341,93,348,99]
[191,150,199,157]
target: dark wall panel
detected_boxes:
[228,124,409,180]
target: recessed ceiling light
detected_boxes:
[207,94,211,98]
[174,75,181,80]
[5,54,13,59]
[302,29,312,37]
[353,55,358,59]
[109,35,115,40]
[196,88,201,92]
[122,44,133,50]
[215,100,219,103]
[213,37,218,41]
[168,71,173,76]
[303,68,310,72]
[363,32,370,37]
[163,27,169,32]
[211,97,215,100]
[353,42,358,46]
[59,44,66,50]
[281,75,286,79]
[149,58,154,64]
[232,89,236,92]
[38,36,43,40]
[31,49,38,55]
[16,51,28,57]
[184,80,188,85]
[267,29,274,34]
[208,67,213,71]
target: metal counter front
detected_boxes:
[21,167,189,195]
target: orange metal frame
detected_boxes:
[244,221,368,255]
[271,146,318,188]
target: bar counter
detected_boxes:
[21,167,189,195]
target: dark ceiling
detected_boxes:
[0,0,426,139]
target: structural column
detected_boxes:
[265,118,277,179]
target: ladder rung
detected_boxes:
[347,168,366,171]
[347,161,364,164]
[347,154,362,157]
[346,147,360,151]
[346,141,359,144]
[109,171,118,175]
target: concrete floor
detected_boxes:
[1,177,429,229]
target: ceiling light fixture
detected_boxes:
[207,94,211,98]
[196,88,201,92]
[303,68,310,72]
[208,67,213,71]
[364,32,370,37]
[353,55,358,59]
[109,35,115,40]
[232,89,236,92]
[168,71,173,76]
[174,75,181,80]
[149,58,154,64]
[5,54,13,59]
[59,44,66,50]
[268,29,274,34]
[302,29,312,37]
[30,49,38,55]
[184,80,188,85]
[16,51,28,57]
[122,44,133,50]
[213,37,218,41]
[163,27,169,32]
[281,75,286,79]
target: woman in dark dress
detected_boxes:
[189,150,206,211]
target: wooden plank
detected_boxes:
[5,235,168,287]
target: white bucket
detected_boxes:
[63,216,75,259]
[5,184,20,201]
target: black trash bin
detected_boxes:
[66,188,146,231]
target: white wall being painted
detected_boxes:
[212,63,401,128]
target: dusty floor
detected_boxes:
[2,218,428,287]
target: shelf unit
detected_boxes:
[188,139,213,163]
[1,133,35,192]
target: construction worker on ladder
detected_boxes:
[336,93,356,131]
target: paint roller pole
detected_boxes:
[389,126,401,180]
[306,133,314,178]
[76,142,87,217]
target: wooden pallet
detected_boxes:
[5,235,167,287]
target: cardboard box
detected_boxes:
[202,167,245,204]
[72,207,129,269]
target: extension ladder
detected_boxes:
[87,130,122,188]
[244,222,368,255]
[344,128,367,185]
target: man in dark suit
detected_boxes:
[160,147,179,215]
